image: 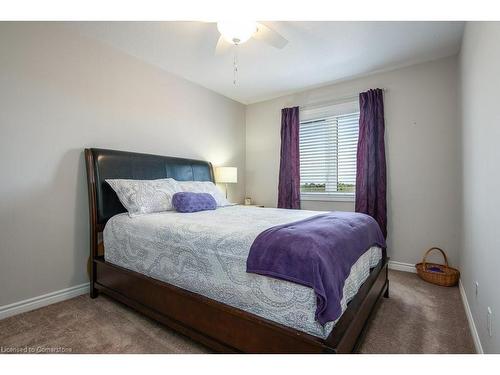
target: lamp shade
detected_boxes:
[215,167,237,184]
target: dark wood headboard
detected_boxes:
[84,148,214,229]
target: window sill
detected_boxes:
[301,193,355,203]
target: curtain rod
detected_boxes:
[299,88,386,111]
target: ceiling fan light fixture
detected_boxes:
[217,21,257,45]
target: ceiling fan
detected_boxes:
[210,21,288,85]
[213,21,288,55]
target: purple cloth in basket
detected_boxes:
[246,211,386,325]
[172,192,217,213]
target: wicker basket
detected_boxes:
[415,247,460,287]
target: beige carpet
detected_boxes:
[0,270,475,354]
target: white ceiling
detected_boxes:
[68,21,464,104]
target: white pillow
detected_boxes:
[176,180,231,207]
[106,178,181,217]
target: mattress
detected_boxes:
[103,205,382,339]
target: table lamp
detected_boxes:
[215,167,237,199]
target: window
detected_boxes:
[299,101,360,201]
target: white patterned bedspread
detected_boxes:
[103,205,382,339]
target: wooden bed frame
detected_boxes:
[85,148,389,353]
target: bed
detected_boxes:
[85,148,389,353]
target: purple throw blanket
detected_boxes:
[246,211,386,325]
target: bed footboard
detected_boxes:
[91,256,387,353]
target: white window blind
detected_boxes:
[299,105,360,201]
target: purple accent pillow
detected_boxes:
[172,192,217,213]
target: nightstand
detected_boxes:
[240,204,265,208]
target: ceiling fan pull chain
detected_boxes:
[233,44,239,86]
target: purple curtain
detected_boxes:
[277,107,301,209]
[355,89,387,238]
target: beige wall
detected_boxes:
[459,22,500,353]
[0,23,246,306]
[246,57,461,266]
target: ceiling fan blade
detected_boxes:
[253,23,288,49]
[215,35,233,55]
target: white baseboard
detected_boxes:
[388,260,416,273]
[459,279,484,354]
[0,283,90,321]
